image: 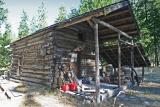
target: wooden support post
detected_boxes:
[131,40,134,66]
[142,67,144,82]
[118,33,121,87]
[77,52,81,77]
[131,40,134,67]
[94,22,100,103]
[131,40,135,84]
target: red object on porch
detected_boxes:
[61,84,69,92]
[69,82,77,91]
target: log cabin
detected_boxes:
[10,1,150,89]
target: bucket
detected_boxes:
[69,82,77,91]
[61,84,69,92]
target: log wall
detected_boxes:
[11,27,95,87]
[11,29,54,86]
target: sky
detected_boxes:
[4,0,80,35]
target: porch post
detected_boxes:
[142,67,144,82]
[131,40,134,84]
[118,33,121,87]
[131,40,134,67]
[94,21,100,103]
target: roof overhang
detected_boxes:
[54,0,139,41]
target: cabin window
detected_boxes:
[78,32,85,41]
[17,57,22,76]
[40,47,47,56]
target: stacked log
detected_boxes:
[11,31,53,86]
[10,27,95,87]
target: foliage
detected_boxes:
[37,0,47,29]
[0,23,11,68]
[56,0,114,22]
[0,0,11,69]
[79,0,93,14]
[68,8,79,19]
[79,0,113,14]
[0,0,7,26]
[29,0,47,33]
[55,6,67,23]
[132,0,160,66]
[18,10,29,39]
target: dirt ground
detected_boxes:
[0,79,75,107]
[115,70,160,107]
[0,69,160,107]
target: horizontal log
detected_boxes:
[22,55,52,61]
[99,30,138,40]
[19,76,49,83]
[23,53,37,57]
[56,36,83,44]
[93,18,133,39]
[57,12,104,29]
[12,45,54,55]
[11,30,53,47]
[53,31,78,40]
[105,16,133,27]
[21,72,50,80]
[101,9,130,20]
[81,54,95,60]
[13,41,45,51]
[22,69,50,74]
[11,76,50,86]
[22,64,50,70]
[99,23,136,35]
[23,60,50,65]
[27,34,45,44]
[12,37,53,51]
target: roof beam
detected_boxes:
[99,23,136,35]
[56,12,104,29]
[103,16,133,27]
[99,30,138,40]
[92,18,133,39]
[101,9,130,20]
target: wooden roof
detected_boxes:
[11,0,150,67]
[54,0,139,41]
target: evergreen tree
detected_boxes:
[55,6,67,23]
[18,10,29,39]
[79,0,93,14]
[0,0,7,27]
[30,16,38,33]
[133,0,160,66]
[79,0,113,14]
[68,8,79,18]
[0,23,11,68]
[0,0,11,69]
[37,0,47,29]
